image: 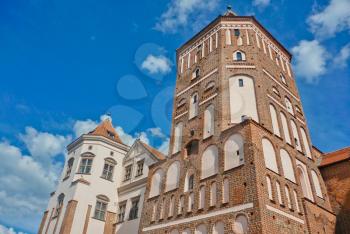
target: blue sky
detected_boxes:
[0,0,349,233]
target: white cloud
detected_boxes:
[333,43,350,68]
[154,0,220,34]
[157,138,170,155]
[141,55,171,75]
[73,119,98,138]
[0,141,60,232]
[308,0,350,39]
[19,127,71,167]
[147,127,166,138]
[253,0,270,8]
[291,40,329,83]
[0,224,26,234]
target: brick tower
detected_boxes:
[139,7,336,234]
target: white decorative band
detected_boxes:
[226,65,256,69]
[266,205,304,224]
[177,68,218,97]
[199,93,218,106]
[142,203,254,232]
[174,111,188,120]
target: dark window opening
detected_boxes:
[188,175,194,190]
[234,29,240,36]
[238,79,244,87]
[185,140,199,156]
[236,52,242,61]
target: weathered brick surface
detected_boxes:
[139,14,336,234]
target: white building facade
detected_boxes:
[38,119,164,234]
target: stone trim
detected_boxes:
[174,111,188,120]
[44,208,54,234]
[82,205,92,234]
[38,211,48,234]
[266,205,305,224]
[199,93,217,106]
[59,200,78,234]
[103,211,116,234]
[142,203,253,232]
[71,178,90,186]
[225,65,256,69]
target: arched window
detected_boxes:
[165,161,180,192]
[233,51,246,61]
[170,229,179,234]
[210,182,217,207]
[297,165,313,201]
[229,76,258,123]
[269,104,281,137]
[149,169,164,198]
[185,140,199,157]
[177,98,186,108]
[276,181,283,205]
[203,104,214,139]
[94,195,109,221]
[192,68,200,79]
[285,97,294,115]
[262,138,279,173]
[168,195,175,217]
[300,128,312,159]
[55,193,65,216]
[213,221,225,234]
[311,170,323,198]
[205,81,215,91]
[195,224,208,234]
[280,74,287,85]
[225,29,231,45]
[223,178,229,203]
[266,176,273,201]
[188,192,194,212]
[224,134,244,170]
[78,154,94,174]
[290,120,302,151]
[173,122,183,154]
[280,112,292,144]
[199,185,205,209]
[233,214,248,234]
[184,172,194,192]
[178,196,184,214]
[201,145,219,179]
[293,190,300,213]
[65,158,74,178]
[285,186,292,209]
[102,157,117,181]
[272,87,280,96]
[280,149,296,182]
[189,93,199,119]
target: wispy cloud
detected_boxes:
[141,55,172,75]
[333,43,350,68]
[154,0,220,34]
[253,0,270,9]
[308,0,350,39]
[0,224,26,234]
[291,40,329,83]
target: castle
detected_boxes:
[38,7,349,234]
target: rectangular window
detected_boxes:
[188,175,194,191]
[124,165,132,181]
[78,158,93,174]
[234,29,240,36]
[136,160,144,177]
[94,200,107,221]
[118,203,126,223]
[239,79,244,87]
[129,198,139,220]
[102,163,114,181]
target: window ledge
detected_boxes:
[62,176,70,182]
[92,217,106,222]
[76,172,91,175]
[100,176,114,182]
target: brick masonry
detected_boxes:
[139,13,336,234]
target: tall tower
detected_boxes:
[140,7,336,234]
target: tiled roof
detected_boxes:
[88,119,123,144]
[320,147,350,167]
[139,141,166,161]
